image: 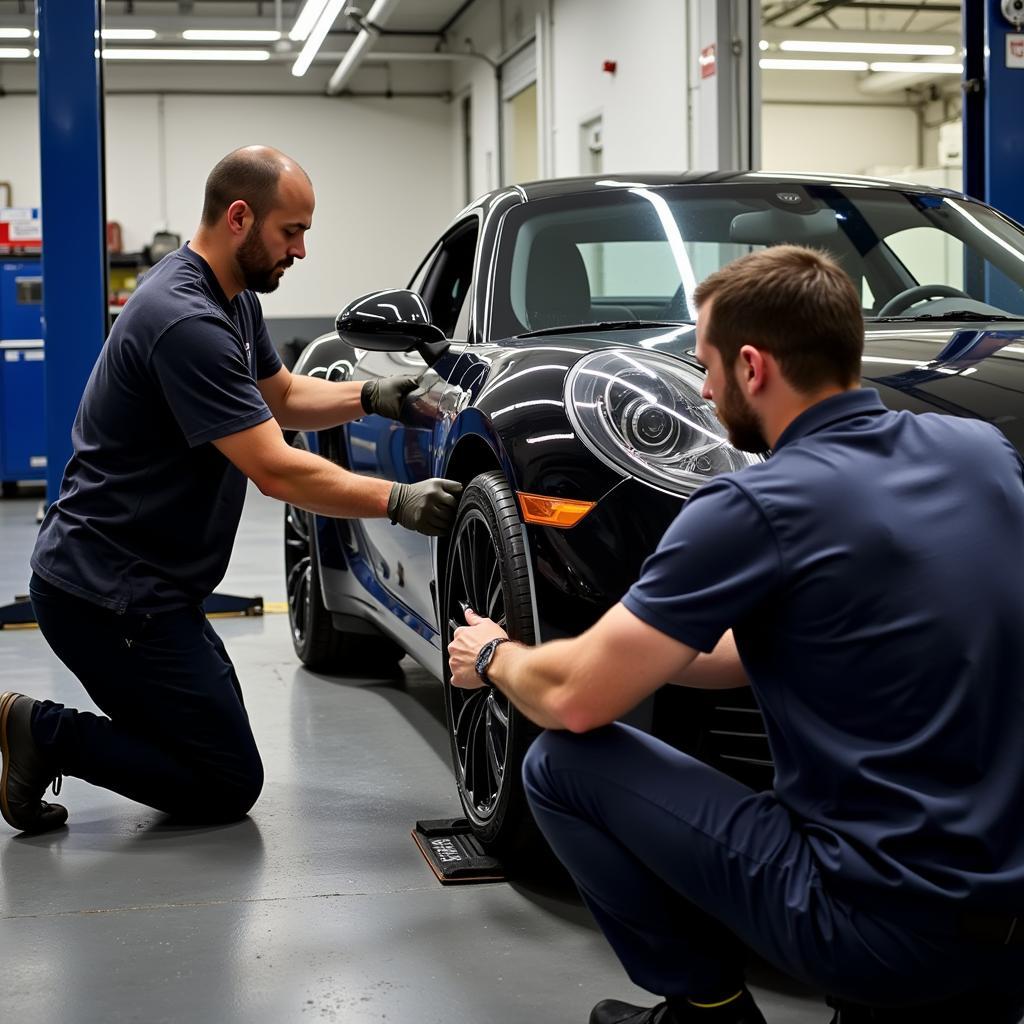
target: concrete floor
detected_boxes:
[0,483,826,1023]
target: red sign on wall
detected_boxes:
[700,44,717,79]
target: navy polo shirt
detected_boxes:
[624,389,1024,918]
[32,245,281,613]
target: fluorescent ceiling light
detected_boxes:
[0,47,30,58]
[758,39,769,51]
[760,58,869,71]
[101,28,157,40]
[292,0,343,77]
[780,39,956,56]
[290,0,329,42]
[183,29,282,41]
[0,27,30,38]
[869,61,963,74]
[102,48,271,61]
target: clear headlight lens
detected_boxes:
[564,348,758,496]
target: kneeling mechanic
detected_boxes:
[1,145,461,834]
[449,245,1024,1024]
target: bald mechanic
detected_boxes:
[450,246,1024,1024]
[1,146,461,835]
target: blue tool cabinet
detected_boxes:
[0,258,45,487]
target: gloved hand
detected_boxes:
[361,375,420,421]
[387,479,463,536]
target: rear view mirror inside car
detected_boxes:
[729,208,839,245]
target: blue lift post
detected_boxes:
[962,0,1024,306]
[36,0,108,506]
[1,5,260,626]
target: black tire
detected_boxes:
[284,432,404,675]
[442,470,541,856]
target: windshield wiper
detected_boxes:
[870,311,1022,323]
[517,320,692,339]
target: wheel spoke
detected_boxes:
[487,694,509,729]
[485,704,504,787]
[458,691,489,803]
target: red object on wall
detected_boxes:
[106,221,123,254]
[603,60,617,74]
[700,44,716,79]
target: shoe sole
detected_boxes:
[0,691,21,828]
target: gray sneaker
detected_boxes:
[0,692,67,834]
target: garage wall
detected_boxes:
[446,0,689,208]
[760,67,955,178]
[549,0,688,177]
[762,102,920,175]
[0,90,456,320]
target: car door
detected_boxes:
[342,218,480,633]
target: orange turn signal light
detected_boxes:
[517,492,596,529]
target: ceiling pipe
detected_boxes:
[326,0,400,95]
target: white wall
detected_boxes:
[549,0,688,177]
[762,101,919,175]
[446,0,689,209]
[0,97,41,212]
[0,87,456,318]
[760,67,962,177]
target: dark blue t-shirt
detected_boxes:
[31,245,281,612]
[623,389,1024,918]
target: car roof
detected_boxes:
[465,171,967,209]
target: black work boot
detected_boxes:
[591,989,766,1024]
[0,692,67,834]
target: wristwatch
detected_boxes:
[475,637,511,688]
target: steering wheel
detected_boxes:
[876,284,970,317]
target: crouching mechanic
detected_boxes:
[1,145,461,835]
[448,246,1024,1023]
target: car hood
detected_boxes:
[503,322,1024,453]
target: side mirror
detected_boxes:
[335,289,450,366]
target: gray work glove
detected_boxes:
[387,479,463,536]
[361,375,420,421]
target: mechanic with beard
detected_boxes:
[1,146,461,835]
[449,246,1024,1024]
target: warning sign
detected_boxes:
[700,44,716,79]
[1008,34,1024,68]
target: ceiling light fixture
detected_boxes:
[289,0,330,42]
[869,60,963,74]
[0,46,30,58]
[292,0,343,77]
[0,28,30,38]
[102,48,271,61]
[779,40,957,56]
[183,29,282,42]
[101,29,158,40]
[760,58,870,71]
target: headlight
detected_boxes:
[564,348,758,496]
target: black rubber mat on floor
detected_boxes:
[412,818,506,884]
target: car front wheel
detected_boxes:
[442,470,540,856]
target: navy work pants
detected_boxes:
[28,573,263,822]
[522,723,1024,1010]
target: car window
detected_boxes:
[885,226,964,293]
[489,184,1024,339]
[420,220,478,339]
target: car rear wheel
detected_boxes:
[284,432,404,674]
[442,470,540,856]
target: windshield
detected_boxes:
[488,182,1024,340]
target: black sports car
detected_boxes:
[284,172,1024,855]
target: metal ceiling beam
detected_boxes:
[792,0,853,27]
